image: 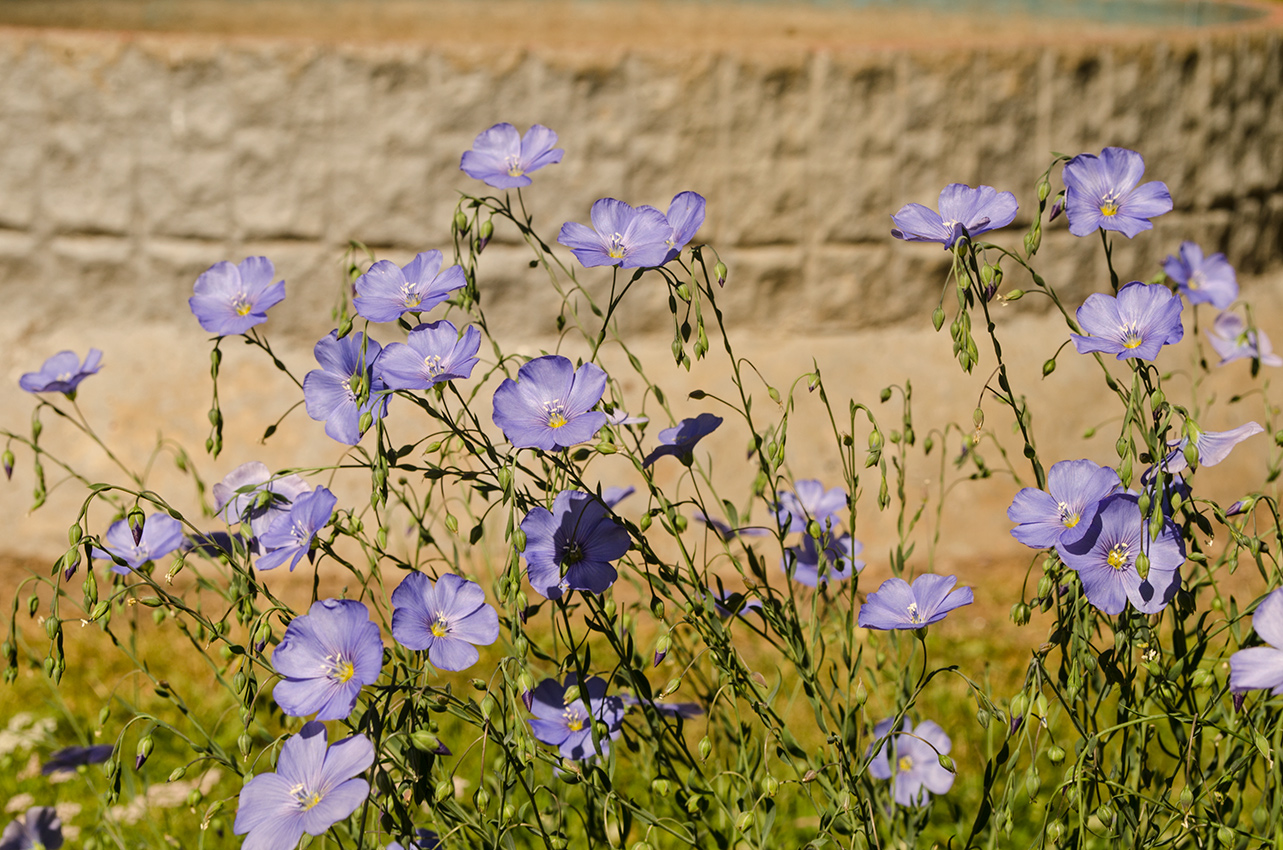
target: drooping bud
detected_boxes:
[1042,358,1056,377]
[931,306,946,331]
[653,633,670,667]
[1048,195,1065,221]
[478,219,494,252]
[454,211,469,233]
[2,450,13,480]
[715,261,727,287]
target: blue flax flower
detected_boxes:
[600,486,635,508]
[1058,493,1184,615]
[42,743,113,775]
[92,513,187,574]
[0,806,62,850]
[642,413,722,466]
[272,598,383,721]
[868,718,955,807]
[257,487,338,571]
[890,184,1018,249]
[1155,422,1264,474]
[19,349,103,396]
[1070,281,1183,361]
[1062,147,1172,238]
[783,533,863,588]
[774,479,848,534]
[859,574,974,630]
[1230,587,1283,694]
[460,123,563,189]
[1164,241,1238,309]
[1207,312,1283,367]
[520,490,630,599]
[391,572,499,671]
[388,829,441,850]
[353,251,465,324]
[557,198,672,269]
[492,355,608,451]
[1007,458,1120,551]
[188,256,285,336]
[303,331,390,445]
[234,721,373,850]
[213,461,311,542]
[527,674,625,760]
[375,321,481,390]
[659,191,706,261]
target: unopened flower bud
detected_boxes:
[654,634,670,667]
[1049,194,1065,221]
[698,737,712,761]
[938,753,955,772]
[931,306,946,331]
[2,450,13,480]
[434,780,454,802]
[1004,289,1024,301]
[763,775,779,797]
[651,597,665,620]
[715,261,727,287]
[454,211,469,233]
[1183,442,1199,471]
[735,811,753,833]
[358,411,373,434]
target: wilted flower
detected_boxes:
[868,718,955,807]
[353,252,465,324]
[520,490,630,599]
[42,744,113,776]
[91,513,187,574]
[460,123,563,189]
[774,479,848,534]
[1070,281,1183,361]
[1229,587,1283,694]
[783,533,863,588]
[557,198,671,269]
[1206,312,1283,367]
[391,572,499,671]
[1007,458,1121,551]
[492,355,608,452]
[859,574,974,630]
[188,256,285,337]
[374,321,481,390]
[659,191,706,261]
[1164,241,1238,309]
[233,721,373,850]
[213,461,311,541]
[272,599,383,721]
[0,806,62,850]
[1057,493,1184,615]
[642,413,723,466]
[257,487,338,572]
[527,674,625,760]
[890,184,1018,249]
[1062,147,1172,238]
[1155,422,1264,474]
[19,349,103,397]
[302,331,389,445]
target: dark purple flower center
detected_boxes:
[562,541,585,566]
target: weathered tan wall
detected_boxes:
[2,10,1282,566]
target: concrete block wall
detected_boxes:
[1,9,1282,564]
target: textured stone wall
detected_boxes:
[1,15,1282,563]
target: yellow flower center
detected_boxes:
[1058,501,1079,529]
[607,232,627,260]
[906,602,923,624]
[329,655,356,683]
[564,707,586,732]
[548,412,568,428]
[505,154,524,177]
[1099,195,1119,217]
[1121,322,1144,349]
[898,755,914,773]
[291,783,323,811]
[1107,542,1131,571]
[430,615,450,638]
[423,355,444,377]
[232,295,253,316]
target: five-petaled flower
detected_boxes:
[783,532,864,588]
[213,461,311,543]
[520,489,630,600]
[1206,312,1283,367]
[1070,281,1183,361]
[527,674,625,760]
[1229,587,1283,694]
[492,355,608,451]
[375,320,481,390]
[302,331,390,445]
[233,721,373,850]
[1164,241,1238,309]
[642,413,723,466]
[1154,421,1264,475]
[774,479,848,534]
[0,806,63,850]
[1062,147,1172,238]
[188,256,285,336]
[460,123,563,189]
[271,598,384,721]
[353,251,466,324]
[557,198,672,269]
[890,184,1018,249]
[391,572,499,671]
[867,718,955,807]
[858,574,974,630]
[91,512,187,575]
[19,349,103,397]
[1057,493,1184,615]
[1007,458,1121,552]
[257,486,338,572]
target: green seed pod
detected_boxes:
[931,306,946,331]
[938,754,955,772]
[735,811,754,833]
[763,775,779,797]
[563,685,581,705]
[434,780,454,802]
[651,778,671,797]
[1005,289,1024,301]
[1042,358,1056,377]
[1047,745,1066,764]
[169,765,187,782]
[698,737,713,761]
[1037,180,1051,202]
